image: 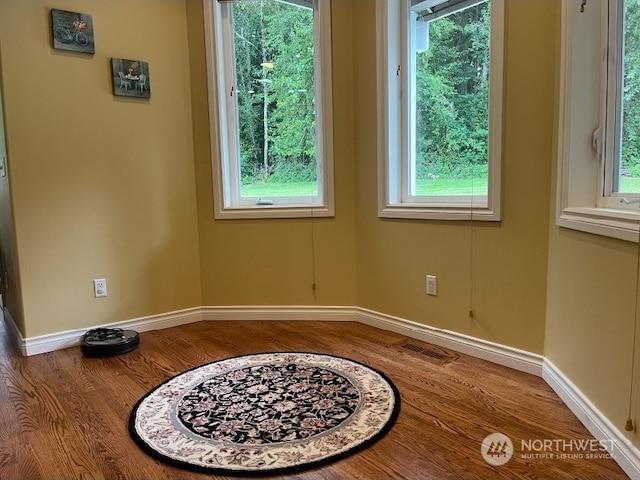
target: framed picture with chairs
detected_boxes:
[111,58,150,99]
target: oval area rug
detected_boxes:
[129,352,401,475]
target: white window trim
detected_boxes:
[376,0,504,221]
[556,0,640,242]
[599,0,638,209]
[203,0,335,219]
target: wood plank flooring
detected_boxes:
[0,319,629,479]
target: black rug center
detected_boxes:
[177,363,361,444]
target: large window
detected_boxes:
[557,0,640,241]
[204,0,334,219]
[377,0,504,221]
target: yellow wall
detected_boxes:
[352,0,555,354]
[0,1,202,337]
[545,230,639,442]
[187,0,358,307]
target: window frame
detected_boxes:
[203,0,335,219]
[556,0,640,242]
[599,0,637,208]
[377,0,504,221]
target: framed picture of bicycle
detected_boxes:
[111,58,151,99]
[51,9,95,54]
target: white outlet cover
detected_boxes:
[426,275,437,296]
[94,278,107,298]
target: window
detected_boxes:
[557,0,640,241]
[600,0,640,205]
[204,0,334,219]
[377,0,504,221]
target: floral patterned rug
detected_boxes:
[129,352,400,475]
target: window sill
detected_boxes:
[557,206,640,242]
[214,204,334,220]
[379,204,500,221]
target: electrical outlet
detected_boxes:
[426,275,437,296]
[93,278,107,298]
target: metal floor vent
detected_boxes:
[399,342,458,364]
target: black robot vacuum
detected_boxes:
[81,328,140,357]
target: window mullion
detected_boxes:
[220,5,244,205]
[612,0,627,197]
[600,0,637,207]
[312,0,325,205]
[600,0,615,202]
[401,1,414,202]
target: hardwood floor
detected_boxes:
[0,319,629,479]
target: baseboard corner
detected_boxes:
[19,307,203,356]
[2,307,27,356]
[543,359,640,480]
[355,307,544,376]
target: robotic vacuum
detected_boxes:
[81,328,140,357]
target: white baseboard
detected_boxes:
[5,306,542,376]
[199,306,543,375]
[543,359,640,480]
[12,307,203,356]
[7,304,542,373]
[355,307,544,376]
[201,305,358,322]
